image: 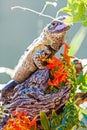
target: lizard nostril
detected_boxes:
[58,22,62,25]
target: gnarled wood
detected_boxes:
[1,69,70,119]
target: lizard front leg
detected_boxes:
[33,48,51,69]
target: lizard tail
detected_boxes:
[1,80,18,93]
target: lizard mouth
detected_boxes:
[48,22,70,33]
[52,24,70,33]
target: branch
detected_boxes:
[11,6,55,20]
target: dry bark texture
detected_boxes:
[0,68,70,129]
[2,68,70,117]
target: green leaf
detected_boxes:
[40,111,50,130]
[73,15,81,22]
[67,0,75,7]
[77,72,87,92]
[77,72,85,85]
[68,27,87,55]
[52,110,58,118]
[83,0,87,5]
[68,0,74,3]
[59,0,87,26]
[50,110,62,128]
[79,85,87,92]
[59,7,72,15]
[78,2,85,17]
[82,19,87,26]
[30,126,35,130]
[62,16,73,25]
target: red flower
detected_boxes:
[4,110,37,130]
[46,56,68,88]
[46,41,74,88]
[61,41,74,66]
[46,56,62,70]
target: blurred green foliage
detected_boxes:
[68,27,87,56]
[59,0,87,26]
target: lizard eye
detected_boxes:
[51,21,58,27]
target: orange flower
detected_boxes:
[48,78,59,87]
[61,41,74,66]
[62,53,73,66]
[46,56,68,88]
[61,41,70,54]
[46,56,62,70]
[4,110,37,130]
[46,41,73,88]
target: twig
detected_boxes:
[11,6,55,20]
[40,4,47,15]
[0,67,14,78]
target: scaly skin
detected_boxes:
[2,16,70,93]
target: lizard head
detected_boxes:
[44,16,71,50]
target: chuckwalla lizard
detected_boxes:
[2,16,70,93]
